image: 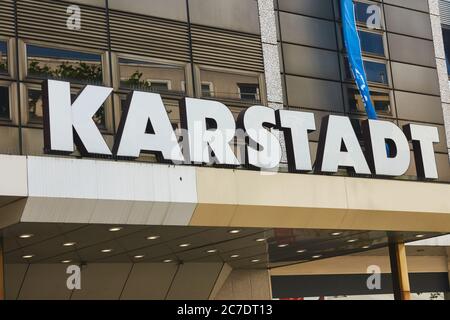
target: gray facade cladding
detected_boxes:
[275,0,450,181]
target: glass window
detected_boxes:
[238,83,260,102]
[199,68,261,104]
[27,45,103,84]
[364,60,388,84]
[27,85,106,128]
[347,87,391,114]
[148,80,170,92]
[442,28,450,76]
[118,58,186,96]
[344,58,388,85]
[0,86,10,119]
[358,31,384,56]
[0,41,7,74]
[201,82,213,97]
[28,87,43,124]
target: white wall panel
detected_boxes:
[27,157,197,203]
[0,155,28,197]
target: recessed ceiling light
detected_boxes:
[251,259,260,263]
[255,238,266,242]
[22,255,34,259]
[347,239,358,243]
[146,236,160,240]
[229,230,241,234]
[61,260,72,264]
[206,249,218,253]
[63,242,76,247]
[163,259,173,263]
[415,234,425,238]
[331,232,342,236]
[278,244,289,248]
[19,234,34,239]
[109,227,123,232]
[312,255,322,259]
[230,254,240,258]
[179,243,191,248]
[101,249,113,253]
[297,249,307,253]
[134,255,145,259]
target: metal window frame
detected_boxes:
[17,39,114,132]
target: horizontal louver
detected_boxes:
[440,0,450,26]
[17,0,108,50]
[191,25,264,72]
[109,10,190,63]
[11,0,263,73]
[0,0,15,37]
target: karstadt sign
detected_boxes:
[43,80,440,179]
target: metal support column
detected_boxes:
[389,242,411,300]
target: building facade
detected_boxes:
[0,0,449,300]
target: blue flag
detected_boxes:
[341,0,378,120]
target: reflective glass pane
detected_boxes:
[28,87,44,124]
[238,83,260,103]
[119,58,186,96]
[442,28,450,75]
[358,31,384,56]
[199,69,260,103]
[344,58,388,85]
[0,41,7,73]
[0,86,10,119]
[201,83,213,97]
[347,87,391,113]
[364,60,388,84]
[27,45,103,84]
